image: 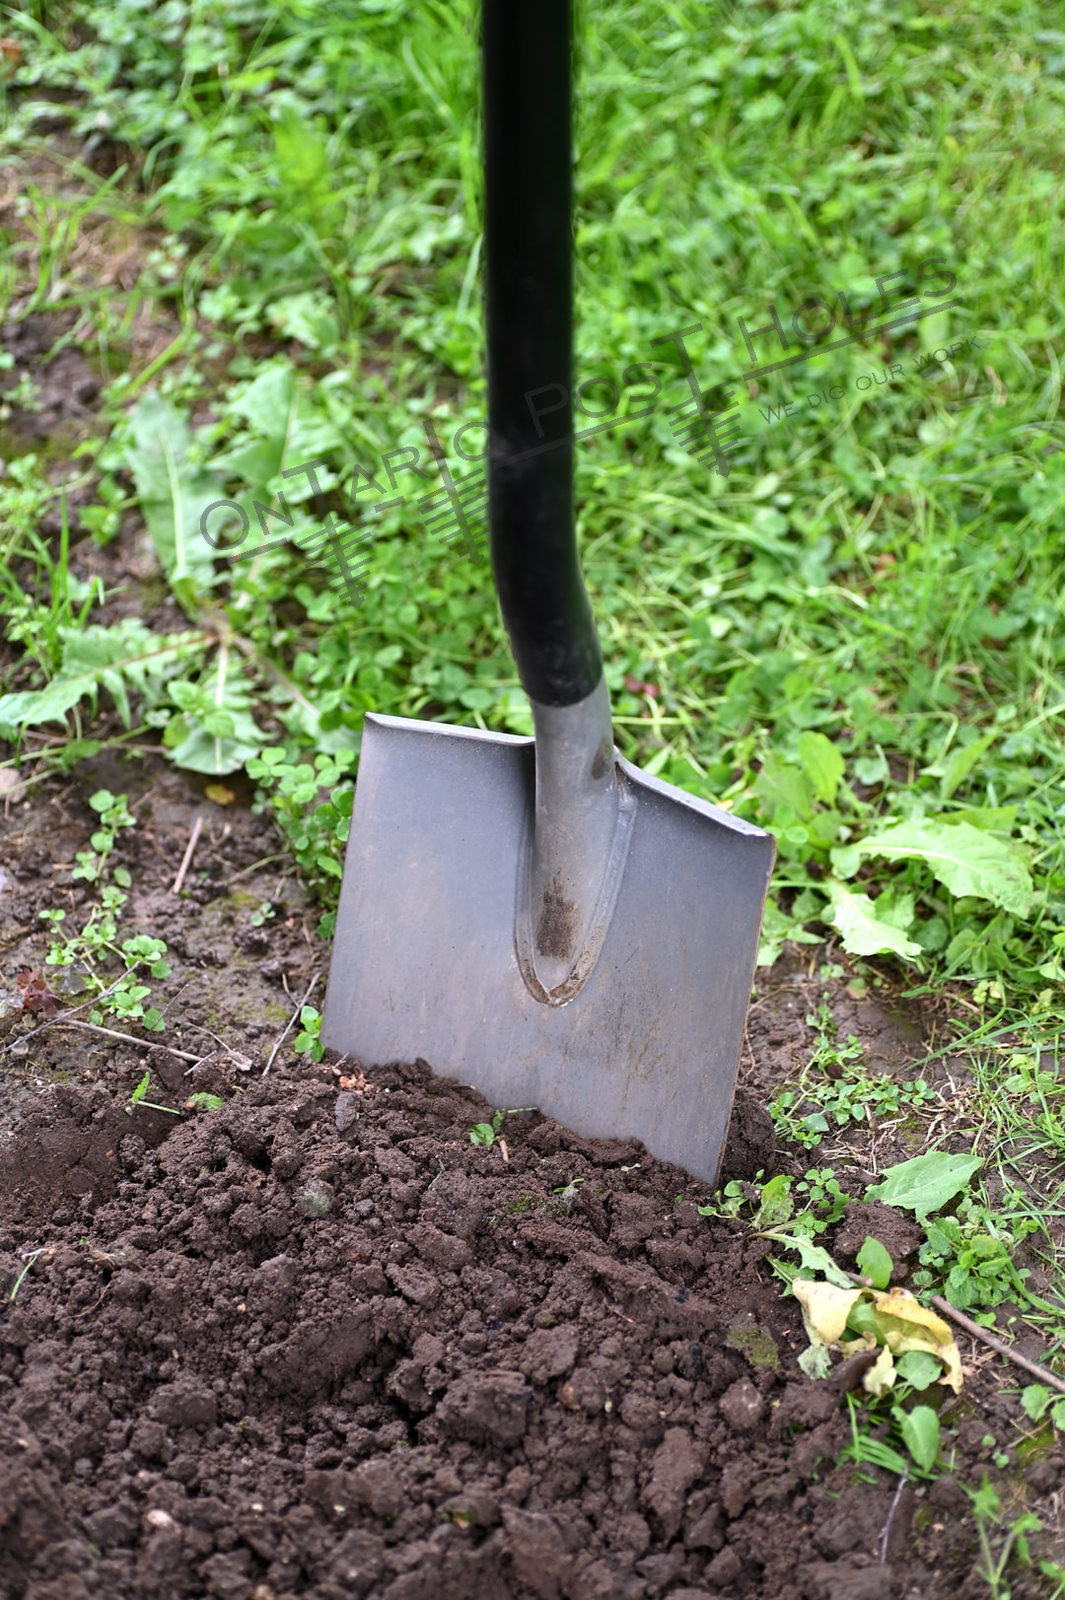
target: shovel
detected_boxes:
[321,0,775,1184]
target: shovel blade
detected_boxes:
[322,714,774,1184]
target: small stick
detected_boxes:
[155,980,193,1021]
[180,1023,253,1077]
[172,815,204,894]
[224,853,288,887]
[929,1295,1065,1396]
[48,1019,203,1064]
[263,972,319,1077]
[878,1463,909,1564]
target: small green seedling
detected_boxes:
[554,1177,584,1212]
[36,793,171,1033]
[126,1071,181,1116]
[1020,1384,1065,1432]
[72,790,136,885]
[184,1092,225,1113]
[469,1106,536,1147]
[967,1477,1043,1599]
[700,1168,853,1237]
[8,1255,39,1303]
[294,1005,325,1062]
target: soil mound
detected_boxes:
[0,1059,972,1598]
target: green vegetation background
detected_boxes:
[1,0,1063,1014]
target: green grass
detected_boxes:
[0,0,1062,1009]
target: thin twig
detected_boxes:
[263,972,319,1077]
[172,814,204,894]
[156,980,194,1020]
[928,1295,1065,1396]
[878,1463,909,1564]
[180,1023,253,1077]
[73,1284,109,1319]
[46,1019,204,1064]
[224,853,289,887]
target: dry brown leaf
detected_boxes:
[338,1070,372,1094]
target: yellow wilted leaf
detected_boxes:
[793,1279,863,1345]
[862,1346,897,1397]
[870,1286,953,1343]
[867,1286,964,1394]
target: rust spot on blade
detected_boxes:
[590,738,613,781]
[535,873,577,962]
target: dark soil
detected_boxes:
[0,1055,971,1600]
[1,755,1063,1600]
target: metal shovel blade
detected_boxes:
[322,712,774,1184]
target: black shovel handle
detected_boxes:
[483,0,603,708]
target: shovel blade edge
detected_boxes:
[322,714,775,1184]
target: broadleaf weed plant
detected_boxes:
[40,791,171,1033]
[770,998,937,1150]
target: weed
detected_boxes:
[554,1178,584,1213]
[126,1071,180,1117]
[8,1254,39,1303]
[0,472,105,679]
[38,792,171,1033]
[71,789,135,885]
[469,1106,536,1148]
[966,1477,1043,1600]
[468,1119,500,1149]
[293,1005,325,1063]
[913,1199,1041,1323]
[771,1002,936,1149]
[839,1391,942,1481]
[704,1168,853,1238]
[1019,1384,1065,1433]
[706,1168,969,1477]
[246,750,354,933]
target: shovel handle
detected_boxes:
[483,0,603,709]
